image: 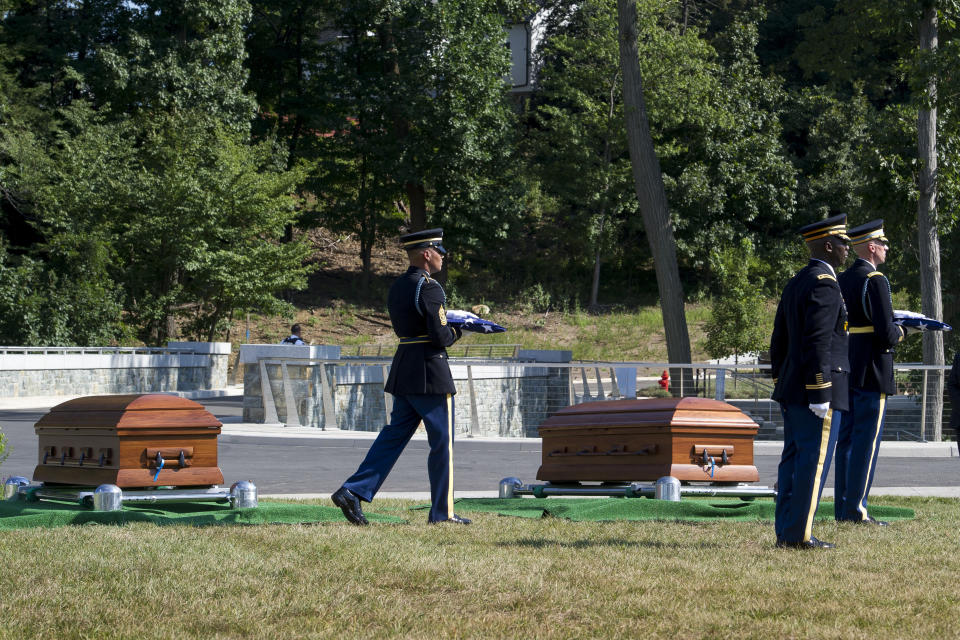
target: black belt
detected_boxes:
[399,335,429,345]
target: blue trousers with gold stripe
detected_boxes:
[775,404,840,544]
[834,389,886,521]
[342,393,455,522]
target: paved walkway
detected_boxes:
[2,391,958,498]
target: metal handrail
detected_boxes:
[0,346,197,355]
[343,343,522,358]
[247,356,954,441]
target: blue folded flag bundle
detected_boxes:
[445,310,507,334]
[893,310,953,332]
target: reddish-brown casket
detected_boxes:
[33,394,224,488]
[537,397,759,483]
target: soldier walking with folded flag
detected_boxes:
[331,228,472,525]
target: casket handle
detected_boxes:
[693,444,734,463]
[145,447,194,468]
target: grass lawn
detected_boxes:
[233,302,731,367]
[0,496,957,639]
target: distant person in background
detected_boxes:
[949,350,960,451]
[280,324,306,345]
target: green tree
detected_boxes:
[0,107,129,345]
[0,1,314,344]
[703,238,767,362]
[0,238,128,345]
[310,0,525,275]
[528,1,797,300]
[656,11,797,284]
[783,0,960,433]
[530,0,636,308]
[38,110,313,343]
[245,1,338,160]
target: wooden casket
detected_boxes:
[537,397,759,483]
[33,394,224,488]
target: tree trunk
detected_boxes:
[589,245,602,309]
[616,0,693,390]
[588,75,619,311]
[406,182,427,231]
[589,215,605,309]
[165,313,178,342]
[379,15,428,233]
[918,4,943,440]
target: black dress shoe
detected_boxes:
[776,536,835,549]
[331,487,369,525]
[429,513,472,525]
[862,515,889,526]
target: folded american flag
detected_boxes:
[893,310,953,332]
[445,309,507,334]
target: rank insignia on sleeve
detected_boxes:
[439,305,447,325]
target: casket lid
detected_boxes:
[540,397,756,430]
[36,394,221,431]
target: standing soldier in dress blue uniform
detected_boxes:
[332,228,472,525]
[770,214,850,549]
[834,220,904,525]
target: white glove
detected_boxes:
[808,402,831,419]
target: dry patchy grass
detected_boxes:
[0,496,957,639]
[229,302,718,367]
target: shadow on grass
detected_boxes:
[502,537,724,550]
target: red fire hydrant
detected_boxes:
[658,370,669,391]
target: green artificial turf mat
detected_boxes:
[0,498,405,529]
[450,497,915,522]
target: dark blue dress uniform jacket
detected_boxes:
[838,258,903,395]
[770,260,850,411]
[384,266,461,395]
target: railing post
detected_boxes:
[594,367,605,400]
[715,368,726,401]
[382,365,393,423]
[318,361,337,431]
[467,365,481,437]
[260,359,280,425]
[920,369,929,441]
[280,361,302,428]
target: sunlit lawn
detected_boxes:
[0,496,957,639]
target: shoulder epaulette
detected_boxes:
[816,273,837,282]
[867,271,883,278]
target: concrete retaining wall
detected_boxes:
[0,342,231,398]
